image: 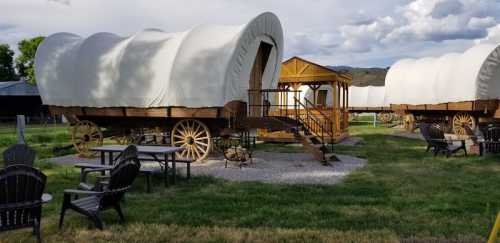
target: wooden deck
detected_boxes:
[258,129,349,144]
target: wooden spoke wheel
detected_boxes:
[404,114,415,132]
[171,119,211,162]
[453,112,476,135]
[72,120,103,157]
[111,135,135,145]
[378,112,393,124]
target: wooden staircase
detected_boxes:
[244,94,338,164]
[292,97,338,165]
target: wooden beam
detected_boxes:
[125,108,167,117]
[170,107,220,118]
[298,63,310,74]
[83,107,125,117]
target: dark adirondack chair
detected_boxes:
[484,127,500,153]
[420,123,436,152]
[420,123,467,157]
[0,165,48,242]
[59,159,140,230]
[78,145,139,191]
[2,144,36,167]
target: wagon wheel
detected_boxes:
[111,135,135,145]
[171,119,212,162]
[453,112,476,135]
[72,120,103,158]
[378,112,393,124]
[403,114,415,132]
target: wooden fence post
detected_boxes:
[16,115,26,144]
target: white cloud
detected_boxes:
[0,0,499,67]
[475,24,500,44]
[339,0,500,53]
[468,16,496,30]
[340,17,396,52]
[286,32,340,57]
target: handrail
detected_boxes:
[246,88,336,147]
[302,97,335,125]
[293,97,334,143]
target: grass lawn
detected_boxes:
[0,123,499,242]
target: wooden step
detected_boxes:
[303,135,317,139]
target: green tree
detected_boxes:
[0,44,17,81]
[16,36,45,84]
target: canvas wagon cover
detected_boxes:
[349,86,387,108]
[35,12,283,108]
[384,44,500,105]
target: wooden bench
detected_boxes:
[138,158,192,192]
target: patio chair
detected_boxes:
[0,165,49,243]
[78,145,139,191]
[59,158,140,230]
[484,126,500,153]
[420,123,467,157]
[420,123,440,152]
[2,144,36,167]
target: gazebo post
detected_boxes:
[331,80,337,135]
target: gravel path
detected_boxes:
[48,151,367,185]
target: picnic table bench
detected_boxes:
[75,145,191,192]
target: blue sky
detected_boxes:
[1,0,500,67]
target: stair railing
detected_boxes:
[293,97,335,146]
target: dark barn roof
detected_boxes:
[0,81,46,117]
[0,81,39,96]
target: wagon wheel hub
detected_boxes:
[171,119,212,162]
[452,112,476,135]
[72,120,103,158]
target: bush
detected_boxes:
[27,134,53,144]
[0,136,17,147]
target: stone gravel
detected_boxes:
[48,151,367,185]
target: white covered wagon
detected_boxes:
[35,12,284,160]
[385,43,500,134]
[348,86,394,123]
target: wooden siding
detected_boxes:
[49,106,223,119]
[391,100,498,112]
[279,57,352,85]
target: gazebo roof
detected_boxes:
[279,57,352,85]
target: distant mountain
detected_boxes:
[327,66,388,87]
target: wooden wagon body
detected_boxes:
[391,100,500,134]
[48,102,248,160]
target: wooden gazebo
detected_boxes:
[258,56,352,142]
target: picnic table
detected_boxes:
[75,145,186,192]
